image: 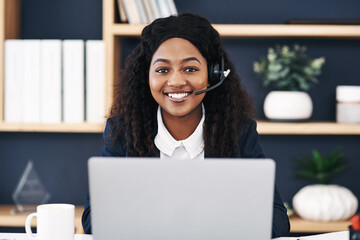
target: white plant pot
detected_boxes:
[264,91,313,121]
[293,184,358,222]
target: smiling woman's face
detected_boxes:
[149,38,208,121]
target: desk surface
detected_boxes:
[274,231,349,240]
[0,205,351,234]
[0,205,84,234]
[0,233,93,240]
[0,231,349,240]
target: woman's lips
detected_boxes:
[164,92,192,102]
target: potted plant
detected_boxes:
[292,148,358,221]
[253,44,325,121]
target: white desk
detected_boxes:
[0,233,93,240]
[0,231,349,240]
[273,231,349,240]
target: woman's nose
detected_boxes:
[167,71,186,87]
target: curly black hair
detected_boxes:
[108,13,255,157]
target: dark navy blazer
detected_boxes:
[82,117,290,237]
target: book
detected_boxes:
[4,40,23,122]
[156,0,171,18]
[166,0,177,16]
[135,0,148,24]
[122,0,141,24]
[40,40,62,123]
[117,0,128,23]
[22,40,41,123]
[142,0,154,23]
[149,0,161,20]
[62,40,85,123]
[85,40,105,123]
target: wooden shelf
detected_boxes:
[257,121,360,135]
[110,23,360,38]
[1,121,358,135]
[290,215,351,233]
[0,122,104,133]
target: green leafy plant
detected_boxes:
[253,44,325,91]
[294,148,348,184]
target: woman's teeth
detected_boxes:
[168,93,190,99]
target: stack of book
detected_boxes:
[118,0,177,24]
[4,39,105,124]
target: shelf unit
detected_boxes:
[103,0,360,136]
[0,0,105,133]
[0,0,359,133]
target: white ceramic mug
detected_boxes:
[25,203,75,240]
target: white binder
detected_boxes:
[40,40,62,123]
[62,40,85,123]
[85,40,105,123]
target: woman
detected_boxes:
[82,13,290,237]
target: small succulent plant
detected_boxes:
[254,44,325,91]
[294,148,348,184]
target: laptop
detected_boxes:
[88,157,275,240]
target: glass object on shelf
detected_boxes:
[336,85,360,123]
[12,160,51,213]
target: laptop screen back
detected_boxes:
[88,157,275,240]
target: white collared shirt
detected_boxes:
[154,106,205,160]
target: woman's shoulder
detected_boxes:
[237,117,264,158]
[105,116,122,126]
[237,118,259,147]
[239,117,258,135]
[102,117,127,156]
[104,116,124,133]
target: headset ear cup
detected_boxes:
[212,62,220,84]
[208,62,220,84]
[208,63,214,84]
[195,56,226,95]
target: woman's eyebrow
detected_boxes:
[152,57,201,65]
[153,58,169,65]
[182,57,201,64]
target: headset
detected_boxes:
[194,56,231,95]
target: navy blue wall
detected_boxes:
[0,0,359,209]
